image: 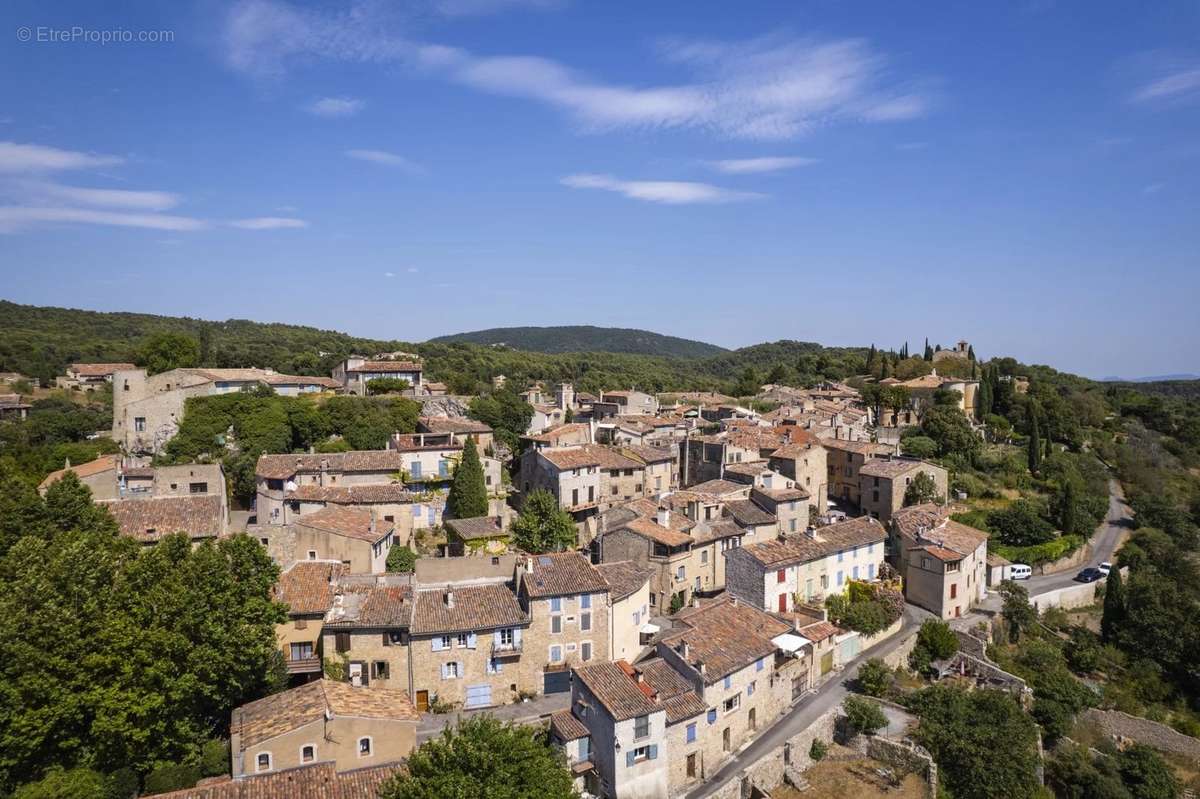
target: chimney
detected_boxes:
[698,663,706,676]
[656,508,670,528]
[444,590,454,608]
[690,595,701,609]
[526,555,535,573]
[678,641,690,660]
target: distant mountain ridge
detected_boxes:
[1100,373,1200,383]
[429,325,729,359]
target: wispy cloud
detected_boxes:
[435,0,561,17]
[28,181,181,210]
[895,141,928,151]
[305,96,365,117]
[0,141,123,172]
[560,173,764,204]
[229,216,308,229]
[706,156,817,174]
[407,266,419,273]
[1143,182,1165,195]
[0,206,206,232]
[345,149,424,172]
[1131,67,1200,104]
[384,271,396,277]
[219,2,930,140]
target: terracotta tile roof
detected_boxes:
[722,460,772,479]
[798,620,841,642]
[736,516,886,568]
[821,439,895,455]
[724,499,776,527]
[345,360,422,373]
[324,578,414,628]
[39,454,119,490]
[99,495,223,543]
[0,394,31,409]
[418,416,492,435]
[916,518,988,556]
[663,597,790,683]
[410,583,528,635]
[540,444,642,471]
[891,503,948,538]
[257,452,407,480]
[574,661,661,722]
[522,552,610,599]
[286,483,418,504]
[986,552,1011,566]
[69,362,136,377]
[752,484,810,503]
[187,368,340,388]
[612,516,693,548]
[444,516,506,541]
[522,423,590,444]
[143,761,404,799]
[636,659,705,723]
[898,374,946,390]
[858,458,931,479]
[691,519,745,544]
[596,560,652,602]
[769,436,822,460]
[276,561,348,615]
[550,709,590,742]
[231,680,417,750]
[620,445,674,464]
[688,479,749,497]
[913,544,963,562]
[294,507,391,543]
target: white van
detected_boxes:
[1009,564,1032,580]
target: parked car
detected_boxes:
[1074,567,1103,583]
[1098,562,1113,576]
[1009,564,1032,580]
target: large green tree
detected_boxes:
[511,490,577,553]
[998,580,1037,642]
[1101,565,1125,644]
[379,715,577,799]
[446,437,488,519]
[137,332,201,375]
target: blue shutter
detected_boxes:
[626,751,636,767]
[686,723,696,743]
[647,744,658,760]
[432,637,443,652]
[514,628,523,646]
[440,663,448,679]
[707,709,717,725]
[467,633,477,649]
[494,630,502,647]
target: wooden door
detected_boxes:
[415,690,429,712]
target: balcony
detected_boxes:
[492,640,523,658]
[286,656,322,675]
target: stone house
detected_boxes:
[822,438,897,507]
[38,454,122,498]
[519,444,648,527]
[601,390,659,416]
[275,560,347,682]
[322,574,415,695]
[596,560,653,663]
[266,506,397,573]
[408,582,531,710]
[768,434,829,513]
[857,457,949,524]
[724,515,888,613]
[598,512,698,614]
[112,367,339,455]
[56,362,136,391]
[622,445,678,497]
[443,515,511,557]
[332,357,423,396]
[98,494,228,546]
[230,679,417,778]
[0,393,31,420]
[891,504,989,619]
[417,415,494,452]
[517,551,612,695]
[522,422,593,451]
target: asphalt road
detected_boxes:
[1021,478,1132,596]
[686,604,933,799]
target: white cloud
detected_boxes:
[707,156,817,174]
[29,181,181,210]
[407,266,419,273]
[305,96,365,117]
[345,149,424,172]
[435,0,561,17]
[384,271,396,277]
[219,2,929,140]
[0,141,123,172]
[229,216,308,229]
[1143,182,1165,195]
[560,173,764,204]
[0,206,206,232]
[1131,67,1200,103]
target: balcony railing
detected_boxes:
[286,656,322,674]
[492,640,523,658]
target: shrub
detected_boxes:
[843,695,888,736]
[143,763,201,795]
[916,619,959,660]
[840,601,889,635]
[809,738,828,761]
[199,738,229,778]
[857,658,892,697]
[901,435,939,460]
[386,545,417,573]
[988,499,1055,546]
[12,768,109,799]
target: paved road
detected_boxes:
[686,604,932,799]
[1021,478,1131,597]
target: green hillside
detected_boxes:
[429,325,729,359]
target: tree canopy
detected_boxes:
[511,490,577,553]
[447,437,488,519]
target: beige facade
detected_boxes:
[768,438,828,513]
[857,458,949,524]
[891,507,989,619]
[823,439,897,507]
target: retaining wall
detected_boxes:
[1080,708,1200,762]
[1031,582,1098,612]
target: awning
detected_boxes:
[771,633,811,654]
[640,622,661,635]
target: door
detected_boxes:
[349,661,366,687]
[415,690,430,712]
[686,753,696,778]
[778,593,787,612]
[820,651,834,675]
[722,727,731,752]
[465,684,492,709]
[748,708,756,731]
[544,669,572,694]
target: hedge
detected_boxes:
[993,535,1083,566]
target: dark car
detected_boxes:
[1074,567,1103,583]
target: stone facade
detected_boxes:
[858,459,948,524]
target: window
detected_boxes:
[748,681,756,696]
[868,543,874,554]
[632,745,651,763]
[134,417,146,432]
[581,641,592,661]
[580,612,591,631]
[790,519,797,532]
[837,550,844,562]
[500,628,515,646]
[551,615,563,634]
[487,657,503,675]
[756,657,765,672]
[442,662,460,679]
[189,482,207,494]
[580,594,591,609]
[777,569,786,583]
[707,708,718,725]
[686,722,697,743]
[852,566,859,580]
[634,714,650,740]
[372,661,389,679]
[873,490,880,503]
[572,488,579,506]
[550,596,562,612]
[723,694,741,713]
[436,635,452,651]
[723,675,732,690]
[290,642,314,660]
[588,486,595,502]
[837,571,844,586]
[385,631,404,646]
[307,550,318,560]
[676,565,685,581]
[410,461,422,479]
[256,752,271,772]
[456,633,469,648]
[611,485,619,496]
[950,583,958,599]
[439,460,449,477]
[701,550,709,564]
[358,737,372,757]
[868,564,875,579]
[550,645,562,662]
[300,744,315,763]
[335,633,350,653]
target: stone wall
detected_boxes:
[880,628,920,670]
[854,735,938,797]
[858,617,903,652]
[1035,539,1094,576]
[1080,708,1200,761]
[1031,581,1098,613]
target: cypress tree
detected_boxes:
[1101,567,1125,644]
[446,436,489,519]
[967,344,976,361]
[1059,480,1077,534]
[1027,407,1042,475]
[923,338,933,361]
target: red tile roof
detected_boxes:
[550,709,590,742]
[410,583,528,635]
[231,680,417,750]
[69,362,136,377]
[294,507,391,543]
[521,552,610,599]
[143,761,404,798]
[275,561,348,616]
[98,495,223,543]
[574,660,662,722]
[346,361,422,373]
[39,454,119,490]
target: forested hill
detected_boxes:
[429,325,729,358]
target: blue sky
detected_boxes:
[1,1,1198,378]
